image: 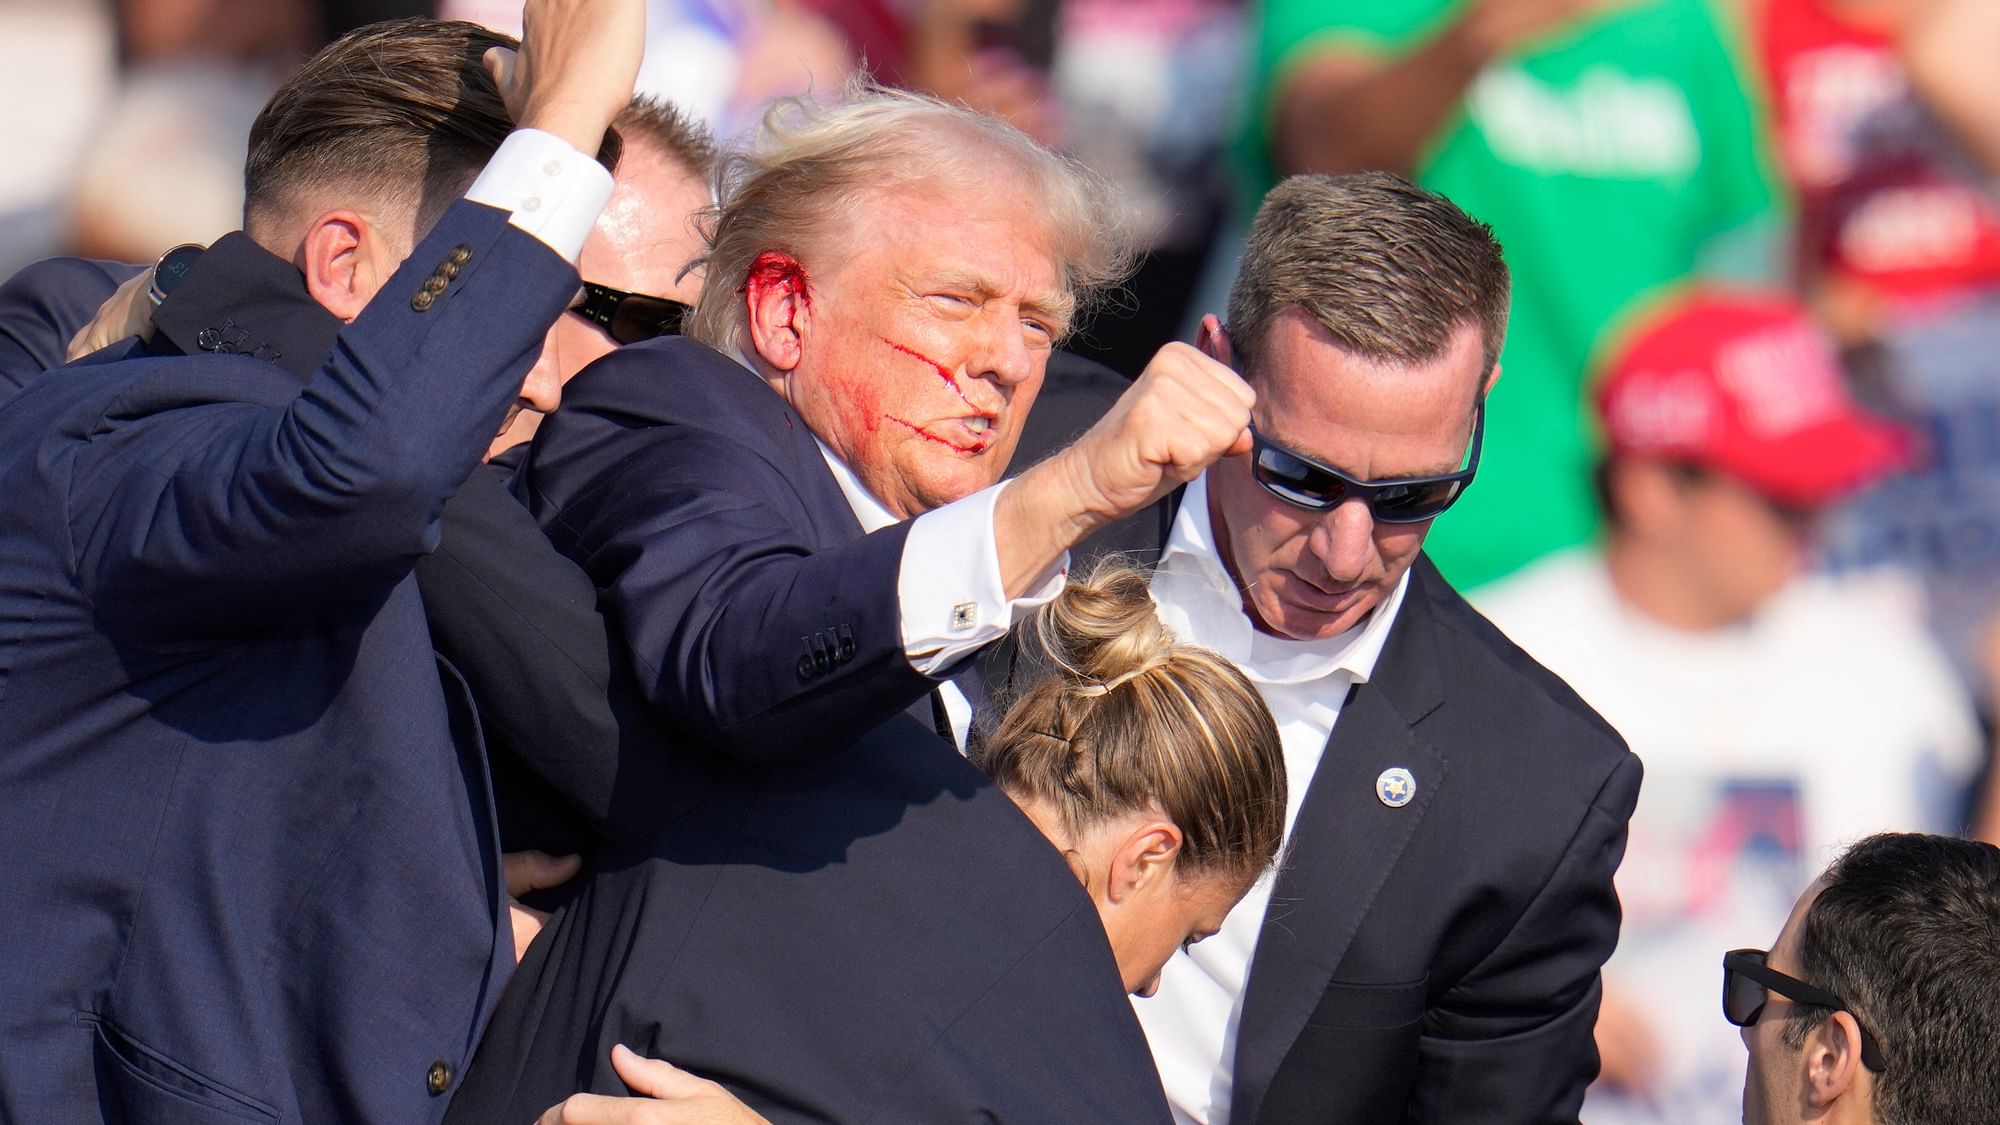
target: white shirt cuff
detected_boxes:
[463,128,614,263]
[900,479,1068,677]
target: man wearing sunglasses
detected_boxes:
[1731,832,2000,1125]
[1132,171,1639,1125]
[1478,289,1984,1124]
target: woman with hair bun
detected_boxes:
[451,565,1285,1124]
[977,562,1287,996]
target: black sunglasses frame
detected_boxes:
[1248,406,1484,524]
[567,281,690,345]
[1722,948,1886,1072]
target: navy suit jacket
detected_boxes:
[518,335,943,762]
[0,203,576,1124]
[1230,556,1639,1125]
[446,337,1172,1122]
[0,254,669,865]
[0,255,135,397]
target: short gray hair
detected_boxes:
[685,80,1136,349]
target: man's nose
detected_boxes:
[518,344,564,415]
[970,311,1037,389]
[1306,499,1377,581]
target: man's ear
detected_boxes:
[1104,818,1184,905]
[1196,314,1233,367]
[296,209,388,323]
[744,252,812,373]
[1482,361,1503,397]
[1802,1011,1869,1112]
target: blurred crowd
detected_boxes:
[5,0,2000,1121]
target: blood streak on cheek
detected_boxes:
[885,416,981,454]
[881,337,976,410]
[744,251,812,310]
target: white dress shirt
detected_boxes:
[463,128,614,262]
[814,439,1065,747]
[1137,471,1410,1125]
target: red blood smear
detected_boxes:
[881,337,975,408]
[745,251,812,309]
[885,415,983,453]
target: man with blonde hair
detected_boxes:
[521,83,1254,763]
[449,83,1257,1121]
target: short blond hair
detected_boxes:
[685,80,1136,349]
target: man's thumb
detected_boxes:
[610,1044,705,1099]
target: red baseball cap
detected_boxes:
[1595,288,1911,506]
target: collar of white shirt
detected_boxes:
[814,436,898,534]
[1150,472,1409,689]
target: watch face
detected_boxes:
[154,244,205,298]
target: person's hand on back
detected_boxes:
[536,1045,774,1125]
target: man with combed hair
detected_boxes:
[0,93,720,875]
[1733,832,2000,1125]
[1127,171,1640,1124]
[0,7,643,1120]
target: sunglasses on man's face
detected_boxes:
[567,281,690,345]
[1722,948,1887,1072]
[1248,406,1483,524]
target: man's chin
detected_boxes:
[1251,588,1379,641]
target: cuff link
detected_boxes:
[949,601,978,631]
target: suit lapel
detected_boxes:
[1229,560,1452,1125]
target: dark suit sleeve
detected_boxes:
[0,257,139,398]
[534,411,935,766]
[65,202,578,640]
[1410,751,1642,1124]
[418,465,680,846]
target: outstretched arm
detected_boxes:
[66,0,642,641]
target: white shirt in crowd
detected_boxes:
[1136,471,1410,1125]
[1477,548,1981,1125]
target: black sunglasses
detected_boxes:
[1722,948,1886,1072]
[567,281,689,345]
[1248,406,1483,524]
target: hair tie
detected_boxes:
[1073,656,1169,697]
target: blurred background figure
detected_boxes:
[1227,0,1783,592]
[1478,287,1991,1125]
[1753,0,2000,724]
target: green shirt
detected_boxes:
[1239,0,1780,588]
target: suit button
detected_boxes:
[797,653,815,679]
[448,244,473,265]
[426,1059,452,1096]
[411,291,436,312]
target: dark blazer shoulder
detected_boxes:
[0,256,141,399]
[1411,554,1629,759]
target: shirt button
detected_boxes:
[426,1059,453,1096]
[543,159,564,177]
[522,196,542,212]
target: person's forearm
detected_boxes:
[991,341,1254,597]
[1274,29,1487,178]
[992,445,1104,597]
[1902,0,2000,176]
